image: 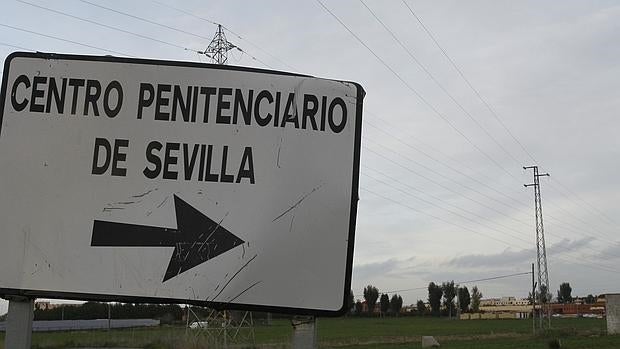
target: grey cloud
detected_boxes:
[353,256,426,281]
[598,242,620,260]
[447,248,534,268]
[353,259,400,281]
[447,238,591,268]
[547,237,592,255]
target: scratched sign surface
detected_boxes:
[0,52,363,316]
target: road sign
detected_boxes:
[0,52,363,316]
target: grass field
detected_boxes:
[0,316,616,348]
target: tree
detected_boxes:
[427,282,443,316]
[348,289,355,314]
[363,285,379,315]
[380,294,390,315]
[442,281,457,318]
[557,282,573,304]
[458,286,471,313]
[416,300,427,315]
[355,300,363,315]
[585,294,596,304]
[538,284,552,304]
[390,294,403,315]
[355,300,363,314]
[471,286,482,312]
[529,285,552,305]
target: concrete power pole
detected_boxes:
[200,24,237,65]
[524,166,551,330]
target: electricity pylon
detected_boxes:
[200,24,237,65]
[524,165,551,329]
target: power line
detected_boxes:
[543,186,618,243]
[400,0,536,165]
[316,0,521,184]
[365,110,527,198]
[392,2,620,237]
[151,0,219,26]
[80,0,212,41]
[0,41,34,51]
[459,272,533,287]
[399,0,619,238]
[359,186,525,249]
[365,119,527,208]
[546,180,618,232]
[360,0,523,168]
[362,171,530,246]
[15,0,201,53]
[550,179,618,227]
[364,111,620,248]
[356,271,532,297]
[364,139,528,217]
[363,165,531,238]
[362,144,531,231]
[0,23,132,56]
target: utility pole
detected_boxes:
[456,284,461,320]
[531,263,535,335]
[200,24,237,65]
[107,302,111,331]
[524,166,551,330]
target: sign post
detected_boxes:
[0,52,363,319]
[291,316,317,349]
[4,296,34,349]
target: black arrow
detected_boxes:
[91,195,244,282]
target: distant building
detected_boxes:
[550,297,606,317]
[477,295,606,319]
[360,301,381,314]
[35,301,61,311]
[34,301,78,311]
[480,296,529,307]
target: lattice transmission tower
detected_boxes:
[524,165,551,329]
[200,24,237,65]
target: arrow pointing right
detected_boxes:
[91,195,244,282]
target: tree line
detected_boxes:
[425,281,483,317]
[352,280,598,317]
[33,302,184,323]
[528,282,598,305]
[348,286,403,316]
[349,282,482,317]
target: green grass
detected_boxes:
[317,317,606,343]
[0,316,615,348]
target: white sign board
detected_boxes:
[0,52,363,316]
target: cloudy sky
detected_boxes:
[1,0,619,313]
